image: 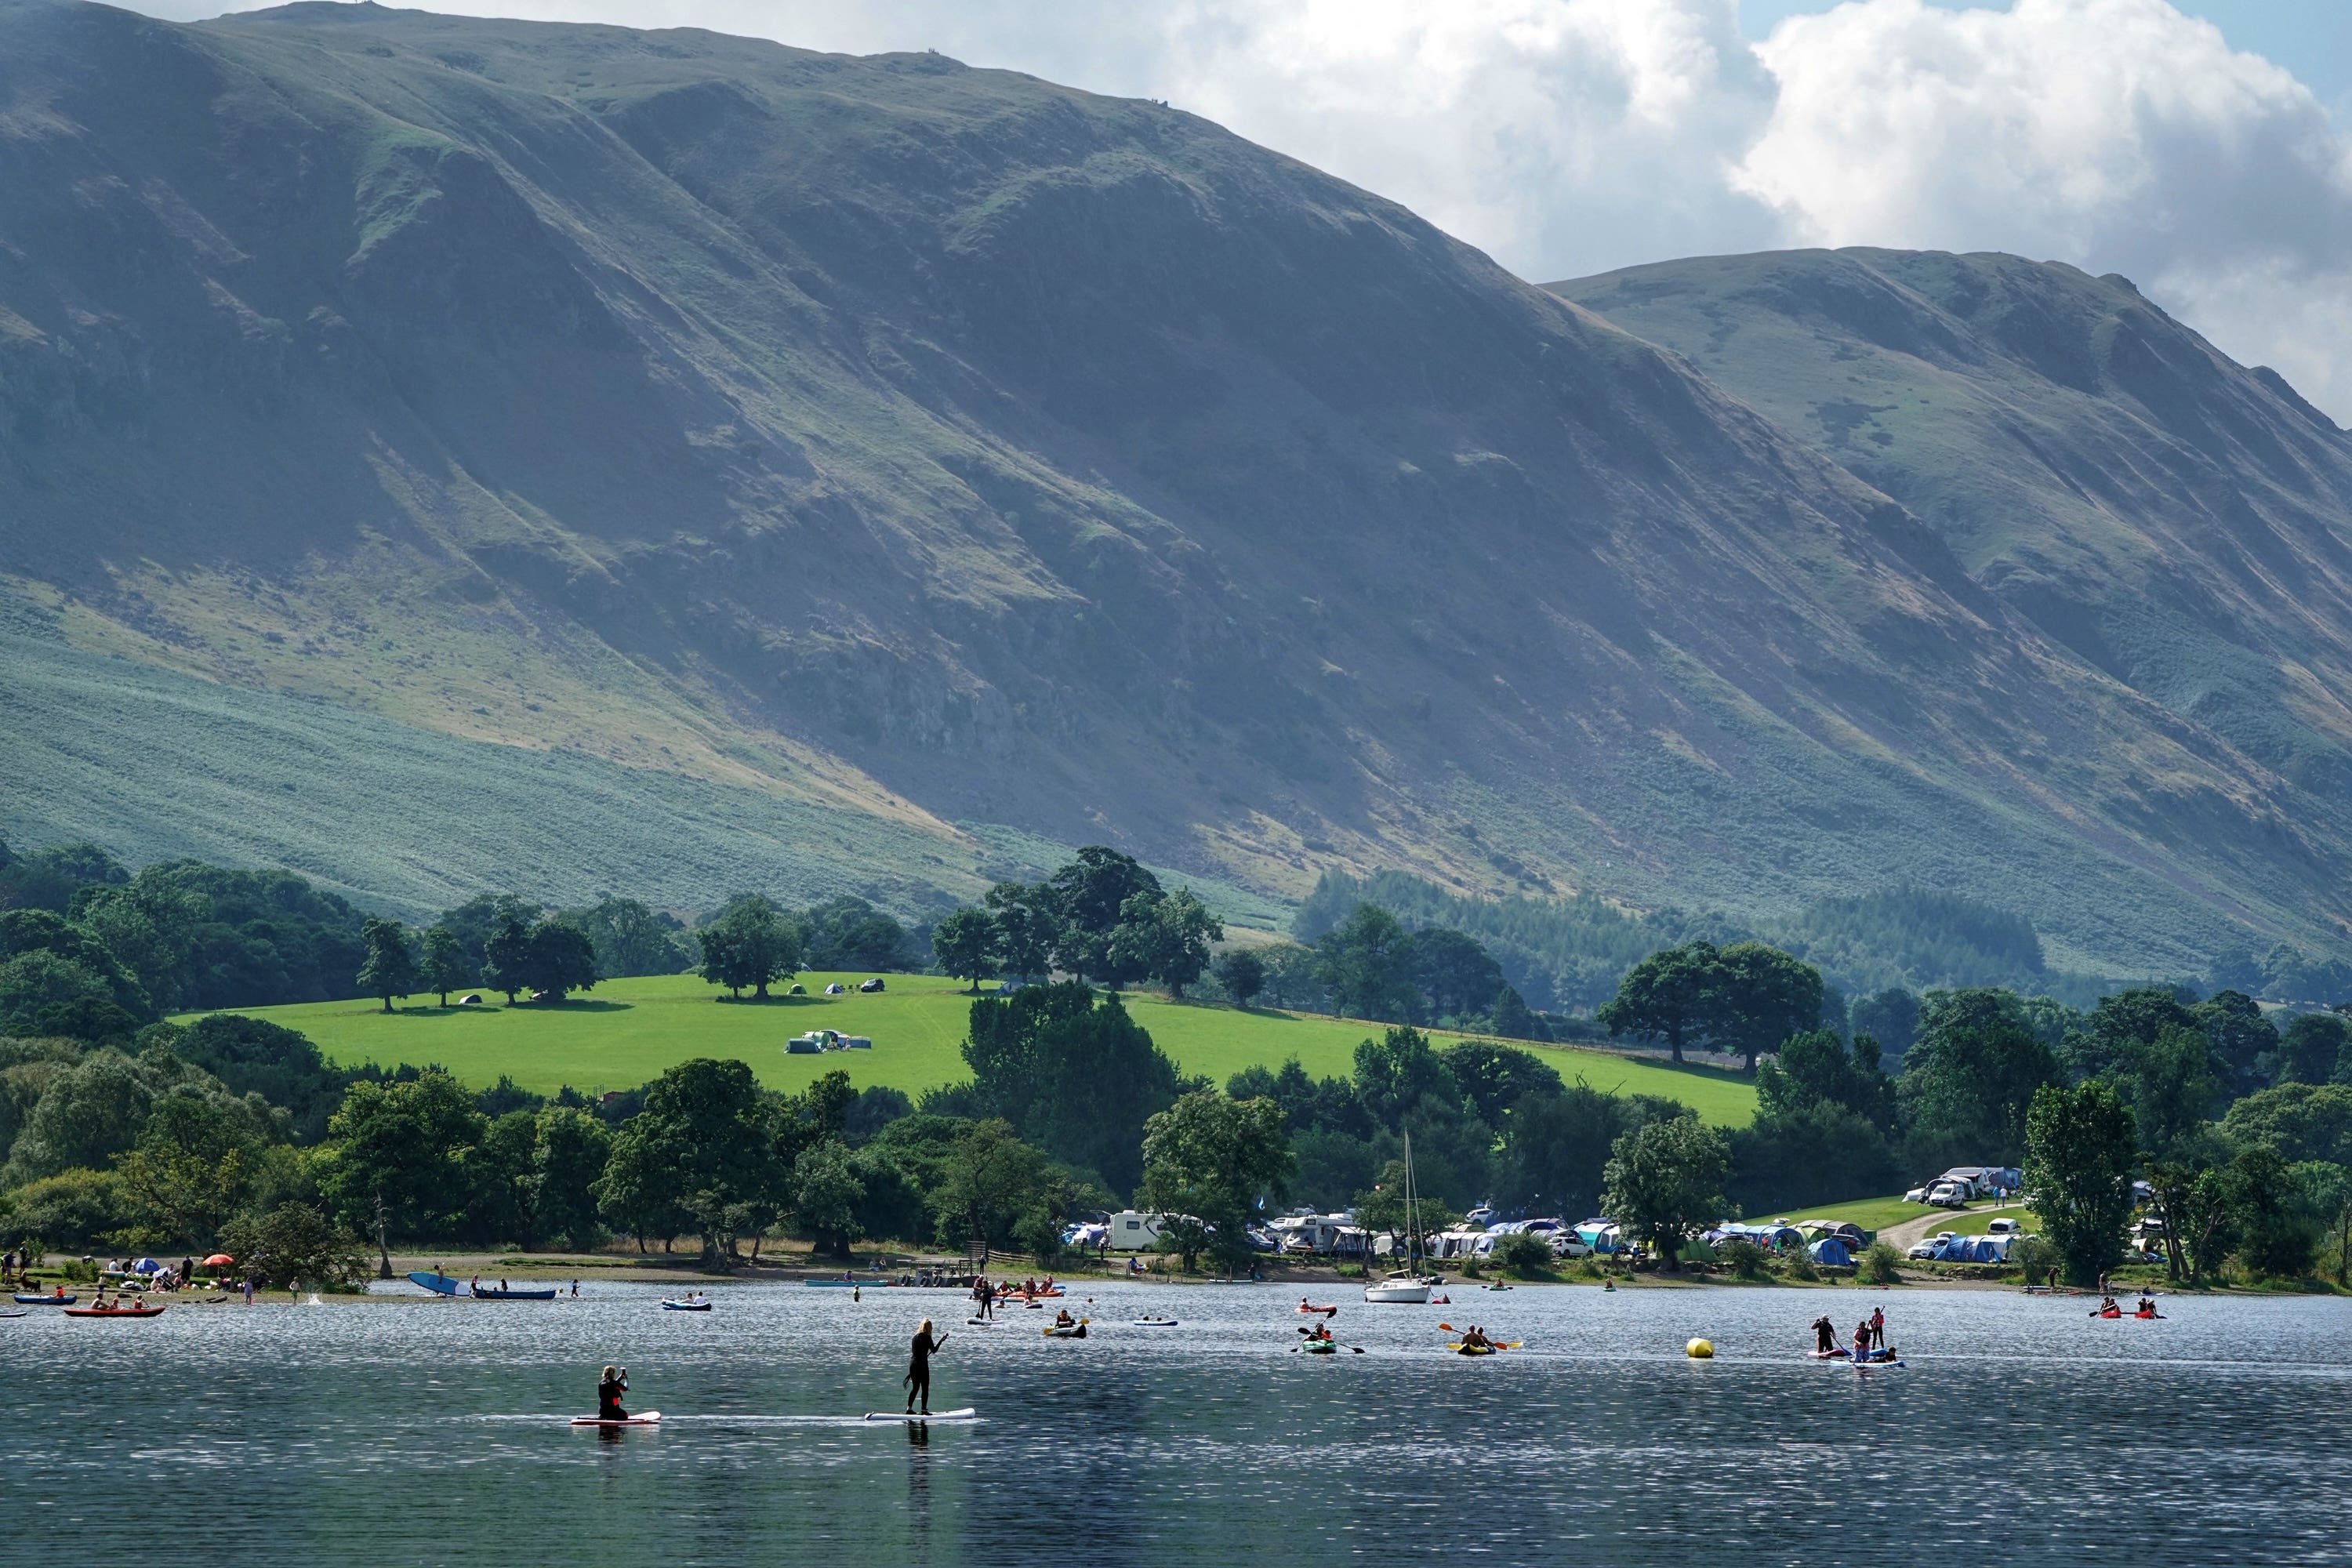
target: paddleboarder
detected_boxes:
[1869,1306,1886,1351]
[1812,1315,1837,1354]
[597,1365,629,1422]
[905,1319,948,1416]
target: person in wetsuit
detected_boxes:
[1812,1315,1838,1354]
[597,1365,628,1421]
[905,1319,948,1415]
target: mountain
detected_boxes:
[0,1,2344,973]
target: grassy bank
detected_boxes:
[183,971,1758,1123]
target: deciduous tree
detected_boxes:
[354,918,419,1014]
[2025,1080,2137,1286]
[1601,1113,1730,1269]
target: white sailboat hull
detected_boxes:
[1363,1282,1432,1304]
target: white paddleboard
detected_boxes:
[862,1408,976,1422]
[569,1410,662,1426]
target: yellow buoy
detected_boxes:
[1686,1338,1715,1359]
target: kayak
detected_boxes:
[1041,1320,1088,1338]
[2096,1308,2122,1319]
[1296,1304,1339,1315]
[1455,1343,1495,1356]
[864,1408,978,1422]
[1297,1341,1338,1355]
[13,1292,74,1305]
[65,1304,165,1318]
[1132,1317,1179,1327]
[661,1299,713,1312]
[2136,1311,2163,1319]
[570,1411,662,1426]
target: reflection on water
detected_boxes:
[8,1280,2350,1565]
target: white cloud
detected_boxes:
[1738,0,2352,417]
[132,0,2352,419]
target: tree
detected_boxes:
[1316,903,1420,1023]
[2289,1160,2352,1287]
[2275,1013,2350,1086]
[983,881,1060,982]
[2071,986,2201,1081]
[559,896,692,978]
[1899,990,2065,1164]
[354,920,419,1015]
[481,909,534,1005]
[1495,1082,1685,1219]
[532,1107,612,1252]
[2107,1024,2223,1159]
[1044,848,1162,985]
[216,1202,368,1290]
[2194,989,2278,1098]
[1446,1040,1564,1127]
[1755,1029,1893,1129]
[434,893,539,977]
[1710,943,1824,1073]
[1137,1090,1294,1273]
[1410,927,1504,1021]
[418,924,474,1007]
[2226,1145,2316,1279]
[316,1071,484,1273]
[791,1138,866,1261]
[1214,949,1267,1010]
[2024,1080,2137,1287]
[1601,1114,1729,1269]
[521,918,600,1002]
[932,908,1000,993]
[927,1118,1053,1250]
[1110,887,1223,998]
[594,1057,784,1262]
[111,1093,263,1249]
[962,983,1182,1196]
[1598,942,1719,1064]
[695,895,800,1000]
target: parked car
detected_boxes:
[858,977,886,993]
[1908,1232,1958,1260]
[1987,1218,2021,1236]
[1548,1236,1595,1258]
[1927,1182,1969,1208]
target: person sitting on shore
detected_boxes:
[597,1365,628,1421]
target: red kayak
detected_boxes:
[66,1304,166,1319]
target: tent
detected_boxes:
[1806,1237,1853,1266]
[129,1258,163,1274]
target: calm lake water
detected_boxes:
[9,1279,2350,1565]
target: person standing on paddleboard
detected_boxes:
[1869,1307,1886,1352]
[905,1319,948,1416]
[598,1365,628,1422]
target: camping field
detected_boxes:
[184,971,1759,1124]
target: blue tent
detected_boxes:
[1806,1237,1853,1266]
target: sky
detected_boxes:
[128,0,2352,423]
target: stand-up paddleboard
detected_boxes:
[569,1411,662,1426]
[862,1408,977,1422]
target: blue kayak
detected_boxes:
[13,1292,75,1305]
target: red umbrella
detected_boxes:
[201,1254,235,1269]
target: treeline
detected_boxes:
[1293,869,2352,1013]
[0,831,928,1022]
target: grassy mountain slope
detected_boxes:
[0,2,2343,970]
[1555,249,2352,960]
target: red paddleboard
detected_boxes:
[569,1411,662,1426]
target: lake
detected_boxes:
[9,1279,2349,1565]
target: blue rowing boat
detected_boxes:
[407,1272,558,1300]
[13,1291,75,1305]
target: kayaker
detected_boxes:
[1461,1325,1494,1350]
[905,1319,948,1416]
[2136,1295,2158,1316]
[597,1365,628,1421]
[1812,1315,1837,1354]
[1869,1306,1886,1351]
[1053,1306,1076,1328]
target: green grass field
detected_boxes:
[1762,1194,1939,1231]
[187,971,1758,1124]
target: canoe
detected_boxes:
[570,1411,662,1427]
[65,1305,166,1319]
[661,1299,713,1312]
[472,1284,558,1300]
[14,1292,75,1305]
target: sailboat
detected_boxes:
[1363,1128,1435,1304]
